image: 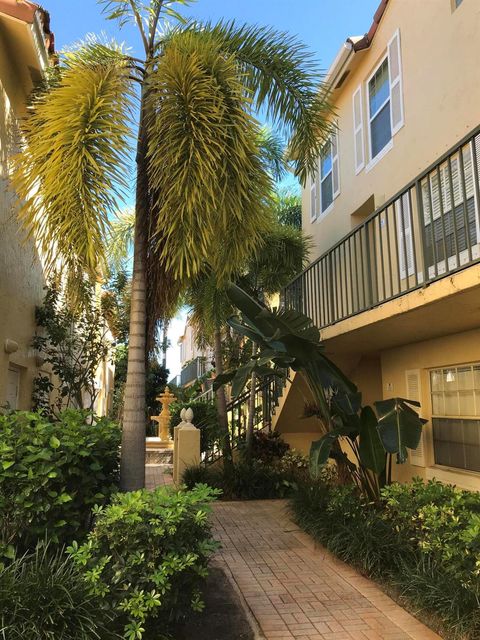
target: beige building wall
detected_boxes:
[381,328,480,491]
[303,0,480,258]
[280,0,480,490]
[0,27,47,410]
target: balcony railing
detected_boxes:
[180,356,210,387]
[283,126,480,328]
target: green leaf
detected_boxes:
[2,460,14,470]
[310,432,337,472]
[375,397,426,464]
[49,436,61,449]
[358,406,386,474]
[212,371,236,391]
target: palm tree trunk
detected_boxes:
[245,342,258,458]
[120,95,148,492]
[214,327,234,474]
[162,320,169,369]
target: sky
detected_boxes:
[44,0,380,379]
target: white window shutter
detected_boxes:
[332,127,340,198]
[405,369,426,467]
[388,29,404,135]
[352,85,365,173]
[395,193,414,278]
[310,179,317,222]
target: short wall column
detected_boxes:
[173,408,201,485]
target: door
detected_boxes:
[6,366,20,410]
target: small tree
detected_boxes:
[32,283,110,418]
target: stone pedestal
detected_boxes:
[173,408,201,485]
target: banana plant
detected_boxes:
[215,284,426,500]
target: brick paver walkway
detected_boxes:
[212,500,441,640]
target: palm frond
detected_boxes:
[257,126,287,181]
[146,28,273,281]
[184,270,233,347]
[245,224,312,296]
[188,20,334,184]
[108,208,135,271]
[12,48,134,285]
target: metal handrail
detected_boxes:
[202,374,285,465]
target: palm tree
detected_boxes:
[13,0,332,490]
[186,223,311,463]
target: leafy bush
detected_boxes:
[0,543,118,639]
[170,401,222,454]
[250,430,289,463]
[0,410,120,559]
[68,485,219,640]
[183,452,311,500]
[291,477,480,639]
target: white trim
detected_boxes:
[365,139,393,173]
[387,29,404,135]
[318,201,335,219]
[309,180,317,222]
[352,85,365,174]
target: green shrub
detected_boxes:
[290,477,480,639]
[183,457,302,500]
[250,430,289,463]
[170,401,222,454]
[0,543,119,639]
[0,410,120,559]
[68,485,219,640]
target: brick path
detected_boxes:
[212,500,441,640]
[145,464,173,490]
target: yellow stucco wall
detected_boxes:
[381,328,480,491]
[303,0,480,258]
[0,37,46,410]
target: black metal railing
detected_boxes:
[180,356,210,387]
[203,374,285,465]
[283,126,480,328]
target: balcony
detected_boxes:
[284,126,480,336]
[180,356,210,387]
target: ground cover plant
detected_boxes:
[291,477,480,639]
[0,410,120,560]
[68,484,220,640]
[183,437,322,500]
[0,543,119,640]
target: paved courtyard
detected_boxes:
[212,500,441,640]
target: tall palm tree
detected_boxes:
[13,0,332,490]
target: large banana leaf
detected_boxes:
[310,422,358,471]
[358,406,386,474]
[374,398,426,463]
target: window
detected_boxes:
[430,364,480,472]
[365,30,404,163]
[320,129,340,214]
[310,128,340,220]
[368,58,391,159]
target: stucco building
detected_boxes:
[0,1,114,414]
[0,0,53,410]
[277,0,480,490]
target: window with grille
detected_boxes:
[430,364,480,472]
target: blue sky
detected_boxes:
[47,0,379,72]
[44,0,379,378]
